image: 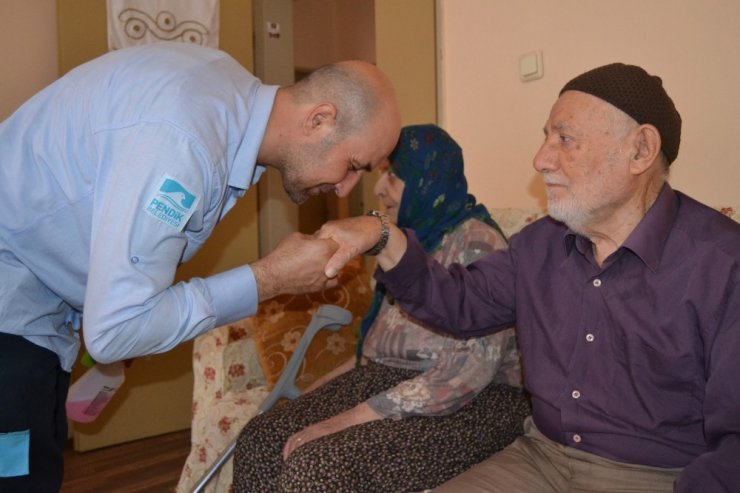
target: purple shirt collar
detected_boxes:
[564,183,678,273]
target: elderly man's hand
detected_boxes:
[251,233,339,301]
[316,216,407,277]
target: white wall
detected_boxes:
[438,0,740,208]
[0,0,58,120]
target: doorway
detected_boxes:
[254,0,376,250]
[293,0,376,234]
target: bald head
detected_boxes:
[289,60,399,140]
[260,61,401,204]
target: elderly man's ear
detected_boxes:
[303,103,338,139]
[630,124,662,175]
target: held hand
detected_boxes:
[282,403,381,460]
[252,232,339,302]
[315,216,383,277]
[316,216,407,277]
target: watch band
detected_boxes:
[364,210,390,256]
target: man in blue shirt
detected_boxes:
[0,42,400,492]
[316,64,740,491]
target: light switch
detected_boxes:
[267,21,281,39]
[519,50,543,82]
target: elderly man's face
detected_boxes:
[533,91,637,232]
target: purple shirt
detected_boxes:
[377,185,740,492]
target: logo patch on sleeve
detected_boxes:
[144,175,199,230]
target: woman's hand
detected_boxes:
[282,402,381,460]
[316,216,407,278]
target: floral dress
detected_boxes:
[363,218,522,419]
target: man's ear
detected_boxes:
[303,102,338,137]
[629,124,662,175]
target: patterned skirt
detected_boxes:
[232,361,531,493]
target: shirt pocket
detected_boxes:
[610,342,700,427]
[0,429,30,477]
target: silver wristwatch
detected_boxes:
[364,210,390,256]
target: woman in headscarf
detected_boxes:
[232,124,530,493]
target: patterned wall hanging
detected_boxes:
[107,0,220,50]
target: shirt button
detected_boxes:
[573,434,582,443]
[130,256,139,264]
[586,333,595,342]
[572,390,581,399]
[592,279,602,287]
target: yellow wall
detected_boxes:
[0,1,58,120]
[376,0,437,127]
[438,0,740,208]
[367,0,437,212]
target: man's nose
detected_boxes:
[533,141,557,173]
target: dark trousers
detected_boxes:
[0,332,70,493]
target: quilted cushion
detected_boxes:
[250,257,372,390]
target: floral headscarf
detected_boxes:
[390,124,502,251]
[357,124,504,359]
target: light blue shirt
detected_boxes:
[0,42,278,371]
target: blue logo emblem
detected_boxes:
[159,178,197,209]
[145,175,199,230]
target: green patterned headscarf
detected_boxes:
[357,124,504,360]
[390,124,503,251]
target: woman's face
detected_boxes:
[373,159,405,224]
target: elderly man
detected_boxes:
[318,64,739,492]
[0,41,399,492]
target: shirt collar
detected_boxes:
[563,183,679,272]
[621,183,678,272]
[228,83,279,190]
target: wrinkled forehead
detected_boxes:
[547,91,630,131]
